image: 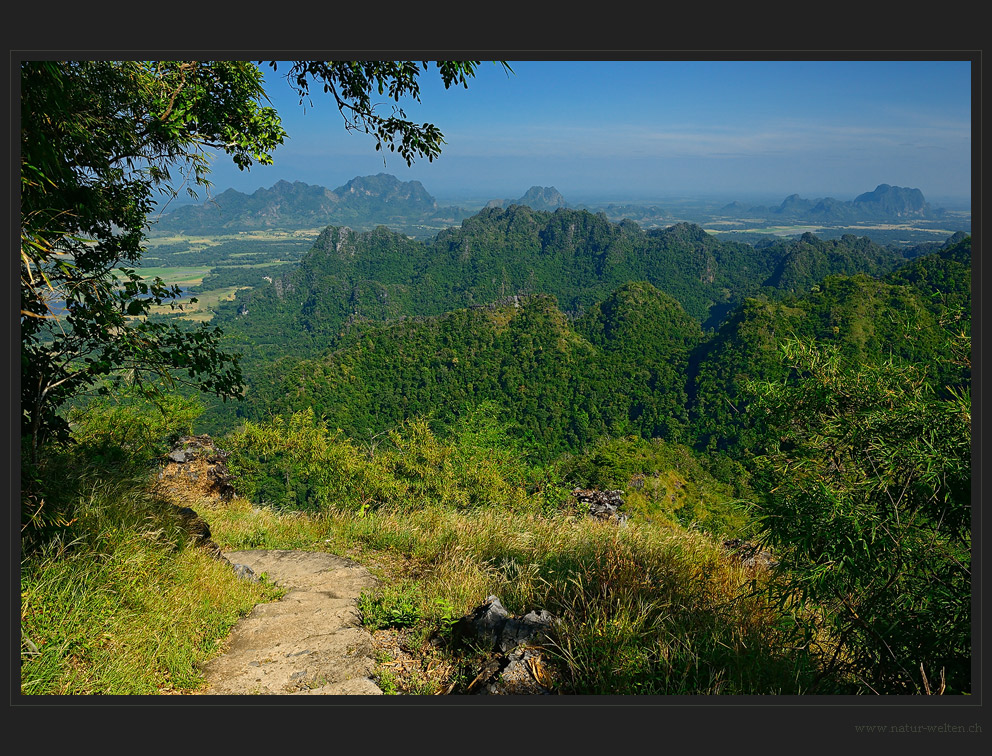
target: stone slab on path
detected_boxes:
[200,549,383,695]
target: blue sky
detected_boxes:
[202,59,973,206]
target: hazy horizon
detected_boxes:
[164,174,972,215]
[192,59,971,211]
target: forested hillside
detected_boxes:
[198,234,968,457]
[193,208,960,454]
[689,241,970,455]
[210,283,704,457]
[209,206,912,366]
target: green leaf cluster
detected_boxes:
[21,61,285,452]
[747,338,970,693]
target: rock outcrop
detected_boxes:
[452,596,556,695]
[160,434,236,500]
[157,434,256,579]
[572,488,628,524]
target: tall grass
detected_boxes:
[21,531,277,694]
[23,398,819,695]
[204,499,820,695]
[20,401,280,695]
[208,408,822,694]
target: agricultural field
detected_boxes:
[133,266,213,287]
[138,230,319,321]
[146,286,246,322]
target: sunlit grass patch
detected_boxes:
[20,484,279,695]
[223,496,817,695]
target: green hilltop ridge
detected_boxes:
[220,283,704,457]
[758,231,908,295]
[211,205,913,365]
[198,234,968,465]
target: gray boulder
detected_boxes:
[453,596,556,695]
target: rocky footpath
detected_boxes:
[156,436,383,696]
[198,550,382,695]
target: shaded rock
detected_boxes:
[173,505,222,557]
[453,595,553,653]
[453,595,510,650]
[174,505,212,545]
[453,596,556,695]
[498,609,554,654]
[469,646,555,695]
[206,463,236,501]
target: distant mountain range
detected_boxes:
[718,184,946,223]
[153,175,587,237]
[152,174,472,236]
[153,175,950,237]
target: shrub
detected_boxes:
[748,338,970,693]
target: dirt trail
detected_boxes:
[200,549,383,695]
